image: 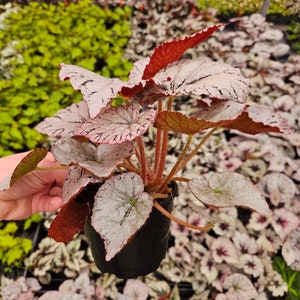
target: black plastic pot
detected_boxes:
[84,181,178,279]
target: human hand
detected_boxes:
[0,151,68,220]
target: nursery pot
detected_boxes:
[84,181,178,279]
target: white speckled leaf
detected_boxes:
[35,101,89,137]
[52,137,133,178]
[52,137,98,166]
[80,142,133,177]
[77,106,156,144]
[188,172,271,215]
[91,173,153,261]
[135,59,249,106]
[62,166,101,204]
[59,63,124,117]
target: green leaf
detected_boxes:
[273,256,300,300]
[23,213,42,230]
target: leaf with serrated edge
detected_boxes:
[52,137,133,178]
[59,64,124,118]
[142,24,224,79]
[62,166,101,204]
[77,106,156,144]
[224,104,292,134]
[155,111,215,134]
[188,172,271,215]
[52,137,97,166]
[80,142,133,177]
[36,101,89,137]
[10,148,48,186]
[91,172,153,261]
[155,101,246,134]
[134,59,249,107]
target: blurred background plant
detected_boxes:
[0,0,132,157]
[0,215,41,277]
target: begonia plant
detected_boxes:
[0,24,291,262]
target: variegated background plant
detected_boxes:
[1,1,299,300]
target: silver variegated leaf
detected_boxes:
[59,63,124,118]
[36,101,89,137]
[91,173,153,261]
[134,58,249,106]
[188,172,271,215]
[62,166,101,204]
[52,137,133,178]
[77,106,156,144]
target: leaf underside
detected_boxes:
[155,102,291,135]
[142,23,225,79]
[48,198,90,243]
[11,148,48,186]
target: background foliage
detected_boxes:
[196,0,299,16]
[0,0,132,157]
[0,221,32,274]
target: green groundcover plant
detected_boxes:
[196,0,296,16]
[0,24,291,266]
[0,213,41,275]
[0,0,132,157]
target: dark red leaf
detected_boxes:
[142,24,225,80]
[48,199,90,242]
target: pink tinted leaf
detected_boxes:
[52,137,98,166]
[223,273,258,300]
[123,279,148,300]
[91,173,153,261]
[52,137,133,177]
[35,101,89,137]
[62,166,102,204]
[134,59,249,106]
[80,142,133,177]
[224,104,291,134]
[188,172,271,215]
[11,148,48,186]
[142,24,225,80]
[77,106,156,144]
[154,59,249,102]
[192,100,246,122]
[59,64,124,117]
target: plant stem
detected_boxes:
[156,134,193,193]
[154,100,163,175]
[36,166,69,171]
[136,135,151,184]
[176,128,217,172]
[154,97,173,183]
[153,200,214,231]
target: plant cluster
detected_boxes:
[196,0,296,16]
[0,221,32,275]
[287,21,300,55]
[24,236,90,284]
[0,0,132,157]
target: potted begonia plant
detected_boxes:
[0,24,290,279]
